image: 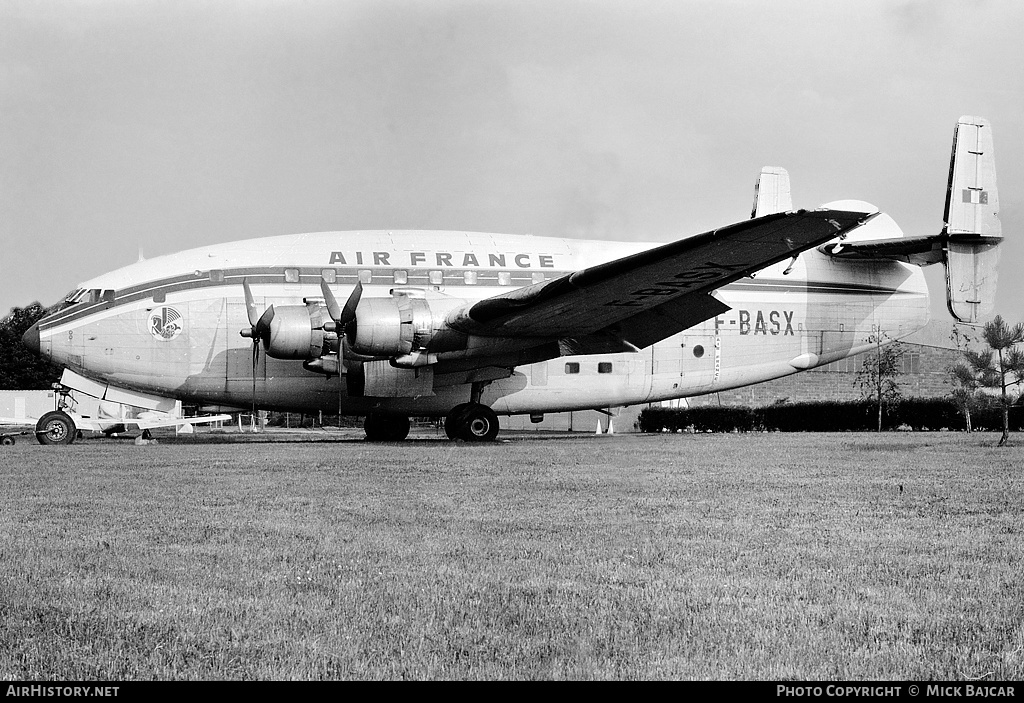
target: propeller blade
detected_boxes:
[255,305,275,341]
[240,277,270,431]
[251,338,259,417]
[341,281,362,327]
[242,278,260,328]
[320,280,342,323]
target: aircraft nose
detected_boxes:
[22,322,41,356]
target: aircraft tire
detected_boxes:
[455,404,500,442]
[36,411,77,446]
[363,413,410,441]
[443,403,473,440]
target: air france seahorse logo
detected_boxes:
[149,307,183,341]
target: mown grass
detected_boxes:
[1,432,1022,680]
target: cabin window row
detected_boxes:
[327,269,548,286]
[564,362,614,374]
[210,269,548,286]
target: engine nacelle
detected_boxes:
[346,292,466,359]
[347,296,425,357]
[262,305,327,360]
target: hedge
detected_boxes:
[638,398,1024,433]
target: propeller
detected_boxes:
[239,279,274,428]
[320,280,364,425]
[323,278,368,362]
[320,280,362,351]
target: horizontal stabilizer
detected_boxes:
[819,235,946,265]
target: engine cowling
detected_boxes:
[347,296,425,357]
[262,305,327,360]
[346,292,466,360]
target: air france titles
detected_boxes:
[327,251,556,269]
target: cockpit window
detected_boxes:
[65,289,88,305]
[64,289,114,306]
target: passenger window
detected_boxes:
[284,268,300,284]
[498,271,512,286]
[393,270,409,285]
[428,271,444,285]
[321,269,337,283]
[153,291,166,303]
[209,270,225,283]
[463,271,477,285]
[358,270,373,283]
[598,362,613,374]
[565,362,580,374]
[531,272,545,284]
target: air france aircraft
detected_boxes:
[22,116,1003,444]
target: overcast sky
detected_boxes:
[2,0,1022,324]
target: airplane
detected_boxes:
[20,116,1003,444]
[0,390,231,445]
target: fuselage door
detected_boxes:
[681,332,718,392]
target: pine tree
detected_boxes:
[962,315,1024,446]
[948,324,980,433]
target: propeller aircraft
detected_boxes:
[20,116,1004,443]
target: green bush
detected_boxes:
[638,398,1023,433]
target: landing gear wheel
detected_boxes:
[36,411,77,446]
[450,403,500,442]
[363,413,410,441]
[444,403,473,440]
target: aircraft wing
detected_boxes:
[0,417,35,428]
[451,208,876,351]
[130,413,233,430]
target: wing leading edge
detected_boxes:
[449,208,876,352]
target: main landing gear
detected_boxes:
[363,413,411,442]
[444,403,500,442]
[361,403,501,442]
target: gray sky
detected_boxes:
[2,0,1022,324]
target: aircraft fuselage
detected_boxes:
[30,229,929,417]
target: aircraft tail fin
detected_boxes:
[942,115,1001,323]
[751,167,792,218]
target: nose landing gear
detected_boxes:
[35,410,78,445]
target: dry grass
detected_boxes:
[1,431,1022,680]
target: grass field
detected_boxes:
[1,431,1022,680]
